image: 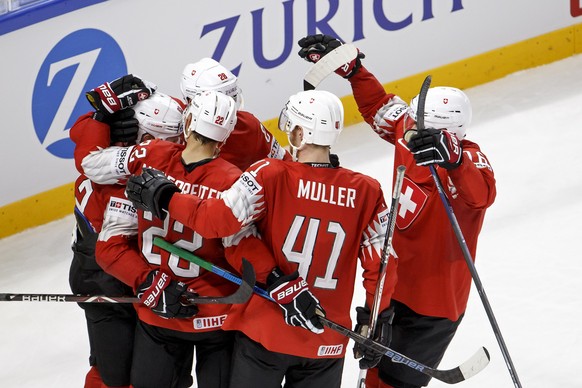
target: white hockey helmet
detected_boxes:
[180,58,243,109]
[182,90,237,143]
[134,92,184,142]
[278,90,344,149]
[409,87,472,139]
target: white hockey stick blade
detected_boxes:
[303,43,358,90]
[458,346,491,380]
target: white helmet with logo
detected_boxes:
[180,58,243,109]
[409,86,472,139]
[278,90,344,150]
[182,90,237,143]
[134,92,184,142]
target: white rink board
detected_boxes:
[0,0,579,206]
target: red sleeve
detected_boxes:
[95,235,151,290]
[448,141,496,209]
[348,66,395,128]
[70,112,111,173]
[358,189,396,312]
[223,232,277,285]
[168,194,243,239]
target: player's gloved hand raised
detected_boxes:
[297,34,365,78]
[106,108,139,144]
[126,167,181,220]
[353,305,394,369]
[406,128,463,170]
[137,270,199,319]
[267,268,325,334]
[86,74,156,120]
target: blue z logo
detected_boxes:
[33,29,127,159]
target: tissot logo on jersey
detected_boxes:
[116,147,130,175]
[239,172,262,195]
[378,208,390,228]
[106,197,138,221]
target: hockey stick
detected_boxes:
[0,294,140,303]
[319,313,490,384]
[153,237,490,384]
[356,164,406,388]
[303,43,358,90]
[413,75,523,388]
[0,258,255,306]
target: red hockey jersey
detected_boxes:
[167,159,396,358]
[220,110,291,171]
[348,67,497,321]
[70,115,277,333]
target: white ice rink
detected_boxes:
[1,54,581,387]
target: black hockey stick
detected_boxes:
[0,294,140,303]
[414,75,523,388]
[154,237,490,384]
[318,313,490,384]
[356,164,406,388]
[0,258,255,306]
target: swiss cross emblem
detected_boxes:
[309,53,322,62]
[396,177,428,230]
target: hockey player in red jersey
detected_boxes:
[179,57,292,171]
[69,75,175,388]
[74,90,283,388]
[125,89,397,388]
[297,35,497,388]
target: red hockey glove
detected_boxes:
[86,74,156,119]
[406,128,463,170]
[137,270,199,319]
[353,305,394,369]
[126,167,181,220]
[267,269,325,334]
[297,34,365,78]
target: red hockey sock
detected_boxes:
[364,367,396,388]
[84,366,103,388]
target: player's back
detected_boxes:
[129,139,243,332]
[222,158,389,358]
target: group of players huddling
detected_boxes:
[69,34,495,388]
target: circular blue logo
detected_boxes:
[33,29,127,159]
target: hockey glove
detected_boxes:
[137,270,199,319]
[267,268,325,334]
[297,34,365,78]
[106,108,139,144]
[330,153,340,168]
[406,128,463,170]
[86,74,156,119]
[126,167,181,220]
[353,305,394,369]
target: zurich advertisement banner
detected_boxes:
[0,0,577,208]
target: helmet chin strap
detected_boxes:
[287,135,307,161]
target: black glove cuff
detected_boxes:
[155,184,181,218]
[91,110,108,123]
[266,268,298,290]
